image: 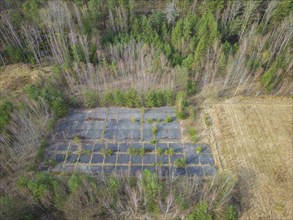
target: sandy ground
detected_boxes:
[202,96,293,219]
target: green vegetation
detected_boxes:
[127,147,140,156]
[5,166,237,219]
[187,202,212,220]
[165,148,174,156]
[81,150,92,155]
[174,158,187,168]
[83,89,98,108]
[73,136,81,144]
[165,116,173,123]
[196,146,202,154]
[44,158,57,166]
[100,148,113,156]
[224,205,236,220]
[26,83,68,118]
[150,138,157,145]
[176,91,188,120]
[156,147,163,156]
[0,0,291,219]
[0,101,13,133]
[188,128,199,143]
[152,124,158,136]
[147,118,153,123]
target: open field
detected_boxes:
[204,96,293,219]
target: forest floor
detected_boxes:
[200,96,293,219]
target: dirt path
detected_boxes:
[204,96,293,219]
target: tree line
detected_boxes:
[0,0,292,96]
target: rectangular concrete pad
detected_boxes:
[45,107,216,177]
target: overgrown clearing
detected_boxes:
[44,107,216,177]
[205,96,293,219]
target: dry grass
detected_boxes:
[202,96,293,219]
[0,64,49,100]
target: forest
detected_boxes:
[0,0,292,219]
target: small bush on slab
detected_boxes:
[164,148,174,155]
[165,116,172,123]
[174,158,186,168]
[156,147,162,155]
[100,148,113,156]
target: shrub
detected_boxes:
[196,146,202,154]
[131,118,137,123]
[174,158,186,167]
[165,116,172,123]
[6,45,26,62]
[33,140,48,167]
[26,84,42,100]
[52,97,68,117]
[145,90,157,107]
[188,128,198,143]
[67,174,82,193]
[176,111,187,120]
[186,80,196,96]
[99,92,114,106]
[81,150,92,155]
[140,148,146,156]
[164,89,174,106]
[175,91,188,120]
[142,170,160,213]
[176,91,188,112]
[127,147,139,155]
[152,124,158,136]
[125,88,141,108]
[71,44,85,62]
[100,148,113,156]
[0,101,13,133]
[156,147,162,155]
[224,205,236,220]
[73,136,81,144]
[150,139,157,145]
[164,148,174,155]
[114,89,125,106]
[187,202,212,220]
[147,118,153,123]
[83,89,98,108]
[26,83,68,118]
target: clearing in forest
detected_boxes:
[205,96,293,219]
[44,107,216,177]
